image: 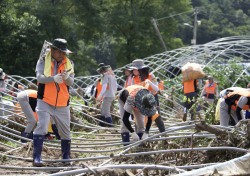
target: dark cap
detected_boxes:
[51,38,72,54]
[96,63,111,74]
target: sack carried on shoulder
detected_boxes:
[181,62,205,82]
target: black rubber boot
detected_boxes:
[21,131,33,143]
[33,134,44,167]
[61,139,71,159]
[99,116,106,127]
[105,117,113,127]
[137,132,143,140]
[121,132,130,146]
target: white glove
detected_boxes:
[141,133,149,140]
[53,74,63,84]
[131,132,140,141]
[62,71,69,80]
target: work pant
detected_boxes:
[184,92,198,118]
[118,98,144,133]
[219,99,239,126]
[34,99,71,140]
[17,91,37,133]
[101,97,115,118]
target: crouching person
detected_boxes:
[33,38,74,166]
[118,85,157,145]
[219,88,250,126]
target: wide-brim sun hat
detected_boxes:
[51,38,72,54]
[130,59,148,70]
[134,89,156,117]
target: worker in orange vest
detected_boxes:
[200,76,218,108]
[220,88,250,126]
[96,63,117,127]
[118,85,157,145]
[17,85,60,143]
[33,38,74,166]
[131,59,165,132]
[183,79,199,121]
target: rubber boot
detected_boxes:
[33,134,44,167]
[155,116,165,132]
[121,132,130,146]
[183,113,187,122]
[21,131,33,143]
[99,116,106,127]
[52,124,61,140]
[105,117,113,127]
[137,132,143,140]
[61,139,71,159]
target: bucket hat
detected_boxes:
[134,89,156,117]
[131,59,148,70]
[51,38,72,54]
[96,63,111,73]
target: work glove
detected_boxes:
[131,132,140,141]
[141,133,149,140]
[62,71,69,80]
[53,74,63,84]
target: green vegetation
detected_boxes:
[0,0,249,77]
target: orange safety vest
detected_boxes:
[204,80,217,98]
[38,57,70,107]
[95,79,102,98]
[183,79,197,94]
[226,89,250,110]
[126,85,145,98]
[132,75,141,85]
[132,74,158,95]
[158,80,164,90]
[96,75,110,99]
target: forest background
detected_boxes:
[1,0,250,77]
